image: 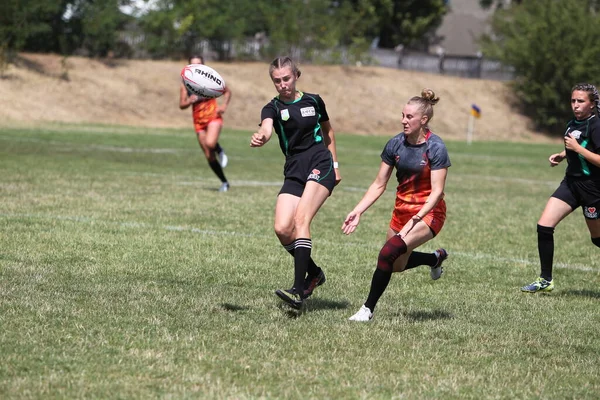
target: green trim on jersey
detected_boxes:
[304,93,323,143]
[579,139,591,175]
[273,101,289,156]
[567,117,594,177]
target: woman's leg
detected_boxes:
[274,192,326,296]
[585,218,600,248]
[274,193,300,245]
[536,197,573,281]
[361,223,434,313]
[197,124,228,186]
[287,182,330,298]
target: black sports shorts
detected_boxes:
[551,178,600,220]
[279,145,336,197]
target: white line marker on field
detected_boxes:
[1,212,595,273]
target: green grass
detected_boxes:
[1,123,599,399]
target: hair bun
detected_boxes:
[421,89,440,105]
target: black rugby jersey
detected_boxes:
[260,92,329,157]
[564,115,600,179]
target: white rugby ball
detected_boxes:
[181,63,226,99]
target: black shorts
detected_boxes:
[551,178,600,220]
[279,145,336,197]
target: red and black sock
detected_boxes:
[365,235,407,311]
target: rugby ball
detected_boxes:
[181,64,226,99]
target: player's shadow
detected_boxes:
[278,298,350,319]
[219,303,251,312]
[307,298,350,311]
[559,289,600,299]
[398,309,454,322]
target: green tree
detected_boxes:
[140,0,261,60]
[258,0,346,61]
[482,0,600,132]
[62,0,133,57]
[374,0,447,49]
[0,0,66,72]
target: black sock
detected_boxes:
[293,238,312,296]
[284,242,320,277]
[538,224,554,281]
[404,251,437,270]
[215,143,223,154]
[364,269,392,311]
[208,160,227,183]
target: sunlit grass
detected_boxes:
[1,124,598,399]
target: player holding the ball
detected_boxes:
[179,55,232,192]
[521,83,600,293]
[342,89,450,322]
[251,56,341,310]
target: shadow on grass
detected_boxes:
[277,298,351,319]
[400,309,454,322]
[220,303,251,312]
[559,289,600,299]
[307,298,350,311]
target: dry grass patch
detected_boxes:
[1,53,558,143]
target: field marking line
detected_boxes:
[1,212,595,273]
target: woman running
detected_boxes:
[179,55,232,192]
[342,89,450,322]
[521,83,600,293]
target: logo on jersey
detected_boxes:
[584,206,598,219]
[420,154,428,166]
[567,129,582,139]
[280,109,290,121]
[300,106,316,117]
[308,168,321,180]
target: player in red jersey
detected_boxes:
[179,55,232,192]
[342,89,450,322]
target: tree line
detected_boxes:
[0,0,447,62]
[3,0,600,134]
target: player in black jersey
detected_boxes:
[250,57,341,310]
[521,83,600,293]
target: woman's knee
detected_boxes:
[274,221,294,241]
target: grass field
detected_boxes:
[1,123,599,399]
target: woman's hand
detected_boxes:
[342,211,361,235]
[564,133,582,154]
[398,215,422,238]
[250,132,268,147]
[334,168,342,186]
[549,152,566,167]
